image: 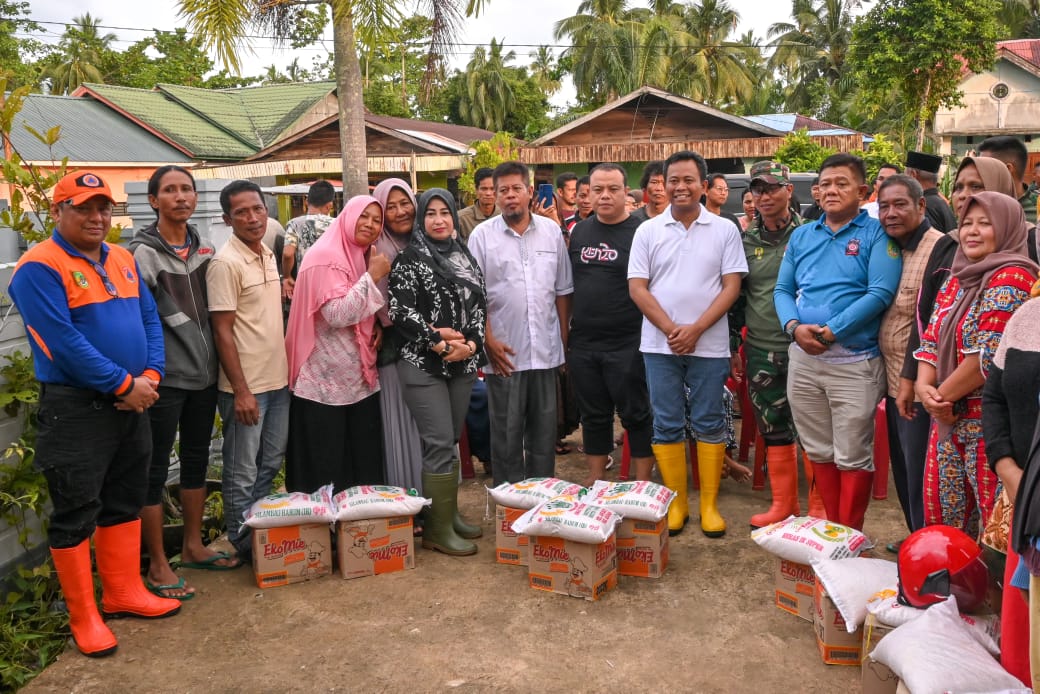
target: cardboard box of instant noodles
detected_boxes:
[252,523,332,589]
[527,533,617,601]
[336,516,415,579]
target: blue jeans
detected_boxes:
[218,387,290,555]
[642,353,729,445]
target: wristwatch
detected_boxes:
[784,320,800,339]
[440,343,454,357]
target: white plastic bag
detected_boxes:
[870,597,1027,694]
[487,478,586,510]
[751,515,868,563]
[333,485,431,521]
[510,495,622,543]
[811,557,898,633]
[586,480,675,521]
[866,587,1001,656]
[243,484,335,528]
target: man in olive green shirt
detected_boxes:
[457,167,499,242]
[728,161,817,527]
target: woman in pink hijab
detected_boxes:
[284,195,391,493]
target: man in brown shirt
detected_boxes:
[877,174,943,549]
[207,179,290,559]
[457,167,499,242]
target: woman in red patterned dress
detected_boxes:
[914,192,1038,537]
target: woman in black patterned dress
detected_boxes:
[388,189,487,556]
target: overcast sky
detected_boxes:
[24,0,835,108]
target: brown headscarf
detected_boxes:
[371,178,416,327]
[936,192,1039,435]
[956,157,1017,205]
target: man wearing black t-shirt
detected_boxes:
[568,163,655,485]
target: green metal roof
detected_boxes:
[12,94,192,163]
[82,83,253,160]
[78,81,335,161]
[157,81,335,150]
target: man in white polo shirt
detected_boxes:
[628,150,748,537]
[468,161,574,486]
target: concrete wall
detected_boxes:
[935,58,1040,156]
[0,198,44,574]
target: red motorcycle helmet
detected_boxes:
[897,525,989,612]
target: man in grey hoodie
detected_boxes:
[130,166,235,601]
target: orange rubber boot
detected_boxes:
[838,469,874,531]
[50,540,118,657]
[750,443,800,528]
[803,454,828,519]
[95,519,181,619]
[809,458,841,521]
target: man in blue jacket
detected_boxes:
[774,153,902,531]
[9,171,179,658]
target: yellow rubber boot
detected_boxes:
[652,442,689,536]
[697,441,727,538]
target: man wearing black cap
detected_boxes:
[8,170,180,657]
[905,151,956,232]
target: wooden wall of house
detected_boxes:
[544,105,762,146]
[255,124,443,161]
[520,135,863,167]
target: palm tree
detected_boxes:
[668,0,753,108]
[528,45,561,95]
[178,0,489,196]
[728,31,783,116]
[768,0,859,117]
[459,39,516,131]
[554,0,686,103]
[44,13,117,94]
[554,0,635,102]
[999,0,1040,37]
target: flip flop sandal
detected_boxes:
[179,550,243,571]
[145,576,195,601]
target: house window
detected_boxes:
[991,83,1010,100]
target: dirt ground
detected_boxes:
[24,433,908,694]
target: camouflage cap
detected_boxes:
[749,160,791,185]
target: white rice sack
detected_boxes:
[811,557,899,633]
[870,596,1027,694]
[243,484,335,528]
[486,478,586,510]
[333,485,431,521]
[865,587,921,627]
[867,587,1002,656]
[586,480,675,521]
[751,515,868,563]
[510,495,622,543]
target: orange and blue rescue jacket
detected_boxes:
[8,231,164,395]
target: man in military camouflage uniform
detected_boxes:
[729,161,824,527]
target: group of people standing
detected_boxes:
[12,136,1040,677]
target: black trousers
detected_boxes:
[285,393,385,494]
[568,346,654,458]
[145,384,218,505]
[35,384,151,548]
